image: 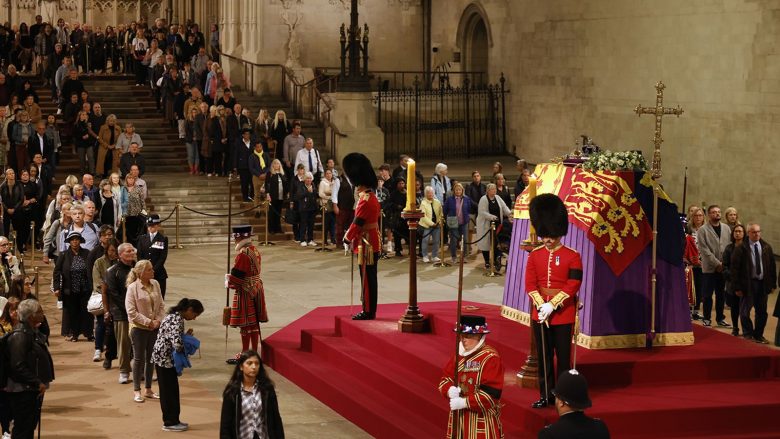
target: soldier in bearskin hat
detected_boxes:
[225,225,268,364]
[539,369,610,438]
[438,315,504,438]
[525,193,583,408]
[342,153,382,320]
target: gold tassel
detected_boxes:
[363,238,374,265]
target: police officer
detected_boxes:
[136,214,169,298]
[538,369,610,439]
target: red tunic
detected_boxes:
[438,344,504,439]
[525,244,583,325]
[345,189,381,254]
[227,244,268,327]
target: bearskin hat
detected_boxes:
[343,152,378,189]
[529,193,569,238]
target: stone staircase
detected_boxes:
[31,75,187,178]
[24,74,330,246]
[145,173,326,246]
[230,89,328,160]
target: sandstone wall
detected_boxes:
[431,0,780,245]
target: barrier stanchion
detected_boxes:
[315,205,332,253]
[258,201,275,246]
[174,204,183,248]
[10,228,17,258]
[432,220,450,267]
[33,266,39,298]
[380,211,390,259]
[483,222,502,277]
[30,221,35,262]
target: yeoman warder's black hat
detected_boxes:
[454,314,491,334]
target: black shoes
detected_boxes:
[103,358,112,370]
[716,320,732,328]
[352,312,375,320]
[702,319,712,327]
[531,397,555,409]
[754,336,770,345]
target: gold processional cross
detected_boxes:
[634,82,683,178]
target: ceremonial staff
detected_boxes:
[681,166,688,215]
[451,238,466,438]
[634,81,683,347]
[224,174,234,356]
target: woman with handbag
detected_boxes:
[318,168,336,245]
[265,159,287,234]
[125,259,165,403]
[476,184,512,271]
[219,350,284,439]
[121,174,146,247]
[53,232,92,342]
[419,186,443,263]
[91,238,119,367]
[443,183,472,264]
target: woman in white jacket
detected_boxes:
[420,186,443,263]
[476,184,512,270]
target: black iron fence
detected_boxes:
[376,74,508,162]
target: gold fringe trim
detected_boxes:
[501,306,695,349]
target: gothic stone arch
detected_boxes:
[456,2,493,85]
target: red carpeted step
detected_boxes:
[269,342,444,438]
[587,379,780,437]
[265,303,780,439]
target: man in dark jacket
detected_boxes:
[465,170,487,214]
[105,243,136,383]
[6,299,55,439]
[27,121,54,166]
[731,222,777,344]
[136,214,169,298]
[119,142,145,177]
[232,128,256,202]
[538,369,610,439]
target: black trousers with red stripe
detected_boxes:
[359,252,380,315]
[533,321,573,400]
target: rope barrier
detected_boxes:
[180,203,263,218]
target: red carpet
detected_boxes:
[263,302,780,438]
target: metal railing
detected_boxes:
[216,49,347,158]
[376,74,509,161]
[314,67,488,91]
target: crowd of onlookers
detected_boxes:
[684,205,780,347]
[0,14,286,437]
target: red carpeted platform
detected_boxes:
[263,301,780,438]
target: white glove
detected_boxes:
[224,273,230,289]
[449,397,467,411]
[538,302,554,322]
[447,386,461,399]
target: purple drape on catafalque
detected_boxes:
[503,219,692,347]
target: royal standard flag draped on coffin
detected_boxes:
[514,163,653,276]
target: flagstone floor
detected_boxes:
[37,242,778,438]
